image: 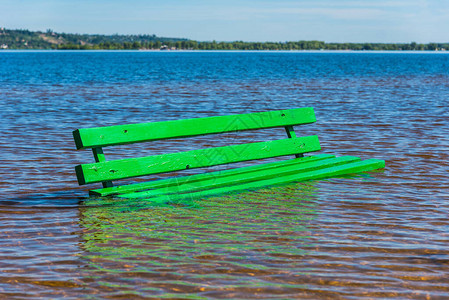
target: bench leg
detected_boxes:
[92,147,114,188]
[284,126,304,158]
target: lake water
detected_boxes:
[0,51,448,299]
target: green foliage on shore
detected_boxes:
[0,28,186,50]
[1,28,448,51]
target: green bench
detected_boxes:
[73,107,385,202]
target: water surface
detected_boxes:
[0,51,448,298]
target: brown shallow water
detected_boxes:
[0,51,448,299]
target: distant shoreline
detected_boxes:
[1,49,448,53]
[1,28,448,51]
[2,46,447,52]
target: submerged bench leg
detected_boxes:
[284,125,304,158]
[92,147,113,188]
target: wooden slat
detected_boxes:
[119,156,359,199]
[118,158,386,202]
[90,153,336,196]
[76,135,321,185]
[73,107,316,149]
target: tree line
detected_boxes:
[1,28,448,51]
[56,40,449,51]
[0,28,186,49]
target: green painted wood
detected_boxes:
[76,135,321,185]
[284,125,303,158]
[284,125,297,139]
[119,156,360,199]
[118,159,386,202]
[92,147,113,188]
[92,147,107,163]
[73,107,316,149]
[90,153,336,196]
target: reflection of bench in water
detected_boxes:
[73,107,384,202]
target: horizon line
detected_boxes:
[2,28,448,44]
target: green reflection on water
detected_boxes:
[78,182,319,296]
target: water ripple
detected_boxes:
[0,51,448,298]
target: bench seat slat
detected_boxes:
[73,107,316,149]
[90,153,336,196]
[118,158,386,202]
[118,156,360,199]
[76,135,321,185]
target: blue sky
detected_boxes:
[1,0,448,42]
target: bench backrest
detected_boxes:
[73,107,321,188]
